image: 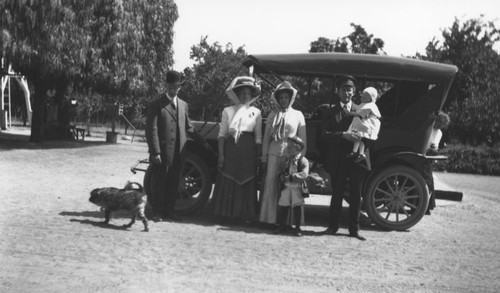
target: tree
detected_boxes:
[81,0,178,135]
[420,17,500,145]
[345,24,385,54]
[1,0,179,141]
[307,24,386,107]
[310,23,385,54]
[86,0,178,96]
[1,0,90,141]
[181,37,249,121]
[309,37,335,53]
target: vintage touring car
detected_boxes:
[132,53,463,231]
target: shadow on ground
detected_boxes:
[61,210,147,232]
[60,200,388,235]
[69,218,137,231]
[0,129,110,150]
[158,202,386,235]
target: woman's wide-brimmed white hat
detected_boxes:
[231,77,261,97]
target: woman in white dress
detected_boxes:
[259,81,306,225]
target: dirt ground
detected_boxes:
[1,126,500,293]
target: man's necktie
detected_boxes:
[343,104,349,117]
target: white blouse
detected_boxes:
[262,108,306,160]
[218,105,262,144]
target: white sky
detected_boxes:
[172,0,500,70]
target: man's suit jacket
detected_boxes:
[320,102,354,176]
[145,94,200,167]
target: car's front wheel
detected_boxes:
[364,165,429,231]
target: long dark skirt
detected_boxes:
[212,133,258,221]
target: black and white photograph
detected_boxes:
[1,0,499,292]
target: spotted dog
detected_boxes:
[89,181,149,232]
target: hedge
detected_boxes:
[432,144,500,176]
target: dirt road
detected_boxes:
[1,128,499,292]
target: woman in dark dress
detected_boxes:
[212,76,262,223]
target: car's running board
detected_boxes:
[434,190,463,201]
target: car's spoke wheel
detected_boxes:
[144,152,212,215]
[364,165,429,231]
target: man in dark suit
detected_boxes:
[145,70,206,222]
[320,75,367,240]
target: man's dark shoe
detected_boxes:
[163,213,184,222]
[349,231,366,241]
[321,227,338,235]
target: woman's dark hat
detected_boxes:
[166,70,185,85]
[335,75,356,88]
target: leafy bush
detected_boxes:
[447,86,500,146]
[433,144,500,175]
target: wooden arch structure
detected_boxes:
[1,64,32,130]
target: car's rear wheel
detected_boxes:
[143,151,212,216]
[364,165,429,231]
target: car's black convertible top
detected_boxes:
[243,53,458,84]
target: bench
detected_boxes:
[70,126,86,141]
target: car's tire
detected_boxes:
[143,151,212,216]
[364,165,429,231]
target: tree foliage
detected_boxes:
[307,24,386,107]
[181,37,250,121]
[310,23,385,54]
[420,17,500,145]
[1,0,88,141]
[0,0,178,141]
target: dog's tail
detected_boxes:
[124,181,144,193]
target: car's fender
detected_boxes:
[368,149,435,203]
